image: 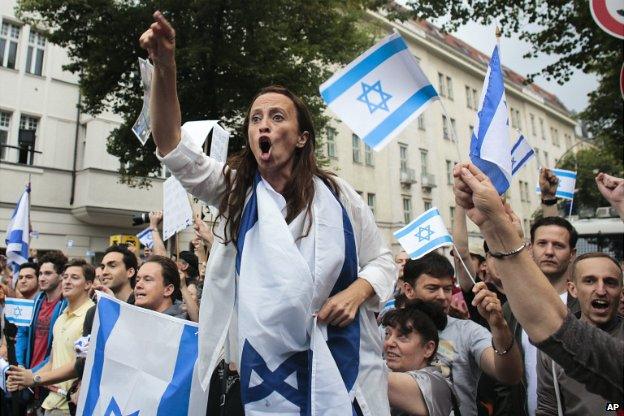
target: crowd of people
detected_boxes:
[0,9,622,416]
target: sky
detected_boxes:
[448,21,599,113]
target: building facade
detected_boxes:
[1,4,580,259]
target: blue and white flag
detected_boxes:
[4,185,30,286]
[511,132,535,176]
[136,227,154,249]
[3,297,35,327]
[535,168,577,200]
[470,44,512,194]
[394,207,453,259]
[76,293,207,416]
[320,33,439,150]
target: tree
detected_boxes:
[17,0,382,186]
[382,0,623,152]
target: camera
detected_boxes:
[132,212,150,226]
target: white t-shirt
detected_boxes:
[521,291,568,415]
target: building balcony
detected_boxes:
[400,168,417,185]
[421,173,437,190]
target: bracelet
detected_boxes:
[488,242,526,259]
[492,336,515,356]
[541,198,557,206]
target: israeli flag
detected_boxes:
[535,168,577,200]
[136,227,154,249]
[320,33,439,150]
[470,44,512,194]
[4,185,30,286]
[3,297,35,327]
[511,132,535,176]
[394,207,453,259]
[76,293,207,416]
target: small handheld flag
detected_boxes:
[136,227,154,249]
[4,297,35,327]
[535,168,577,200]
[4,185,30,286]
[511,132,535,176]
[469,44,512,194]
[394,208,453,259]
[320,33,439,150]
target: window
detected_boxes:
[510,108,521,129]
[364,143,374,166]
[367,193,376,215]
[18,115,38,165]
[399,144,408,171]
[534,148,540,165]
[544,151,550,167]
[424,200,432,211]
[523,219,530,236]
[417,114,425,130]
[551,127,560,146]
[465,85,472,109]
[0,111,10,160]
[472,88,478,109]
[530,114,536,136]
[0,21,20,69]
[25,30,45,76]
[565,133,572,148]
[438,73,446,97]
[446,76,453,100]
[446,160,453,185]
[450,118,457,141]
[402,197,412,224]
[325,127,337,159]
[539,118,545,140]
[442,115,449,140]
[420,149,428,176]
[450,206,455,229]
[352,134,361,163]
[524,182,531,203]
[469,124,474,138]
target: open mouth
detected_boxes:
[385,351,400,359]
[259,136,271,154]
[591,299,610,310]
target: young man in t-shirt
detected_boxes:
[401,252,522,416]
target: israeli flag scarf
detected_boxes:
[235,173,360,415]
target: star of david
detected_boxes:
[240,340,308,412]
[357,80,392,114]
[13,306,22,317]
[415,225,434,242]
[105,397,140,416]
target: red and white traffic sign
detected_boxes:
[590,0,624,39]
[620,62,624,99]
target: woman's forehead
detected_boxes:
[251,92,296,112]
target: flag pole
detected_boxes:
[452,243,476,285]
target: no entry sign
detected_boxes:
[590,0,624,39]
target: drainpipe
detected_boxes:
[69,91,81,205]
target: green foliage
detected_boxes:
[16,0,382,186]
[559,144,624,211]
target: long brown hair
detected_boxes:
[216,85,339,244]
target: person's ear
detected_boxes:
[296,131,309,148]
[423,340,436,360]
[164,284,174,298]
[567,280,578,299]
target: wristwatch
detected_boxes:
[541,197,557,206]
[33,374,42,386]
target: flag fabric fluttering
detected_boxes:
[535,168,577,200]
[320,33,439,151]
[394,208,453,259]
[136,227,154,249]
[4,185,30,286]
[469,44,513,194]
[510,132,535,176]
[76,293,208,416]
[3,297,35,327]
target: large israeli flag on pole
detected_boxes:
[511,132,535,176]
[3,298,35,327]
[4,185,30,287]
[394,208,453,259]
[470,44,512,194]
[76,293,207,416]
[320,33,439,150]
[535,168,577,200]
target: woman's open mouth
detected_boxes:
[259,136,272,161]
